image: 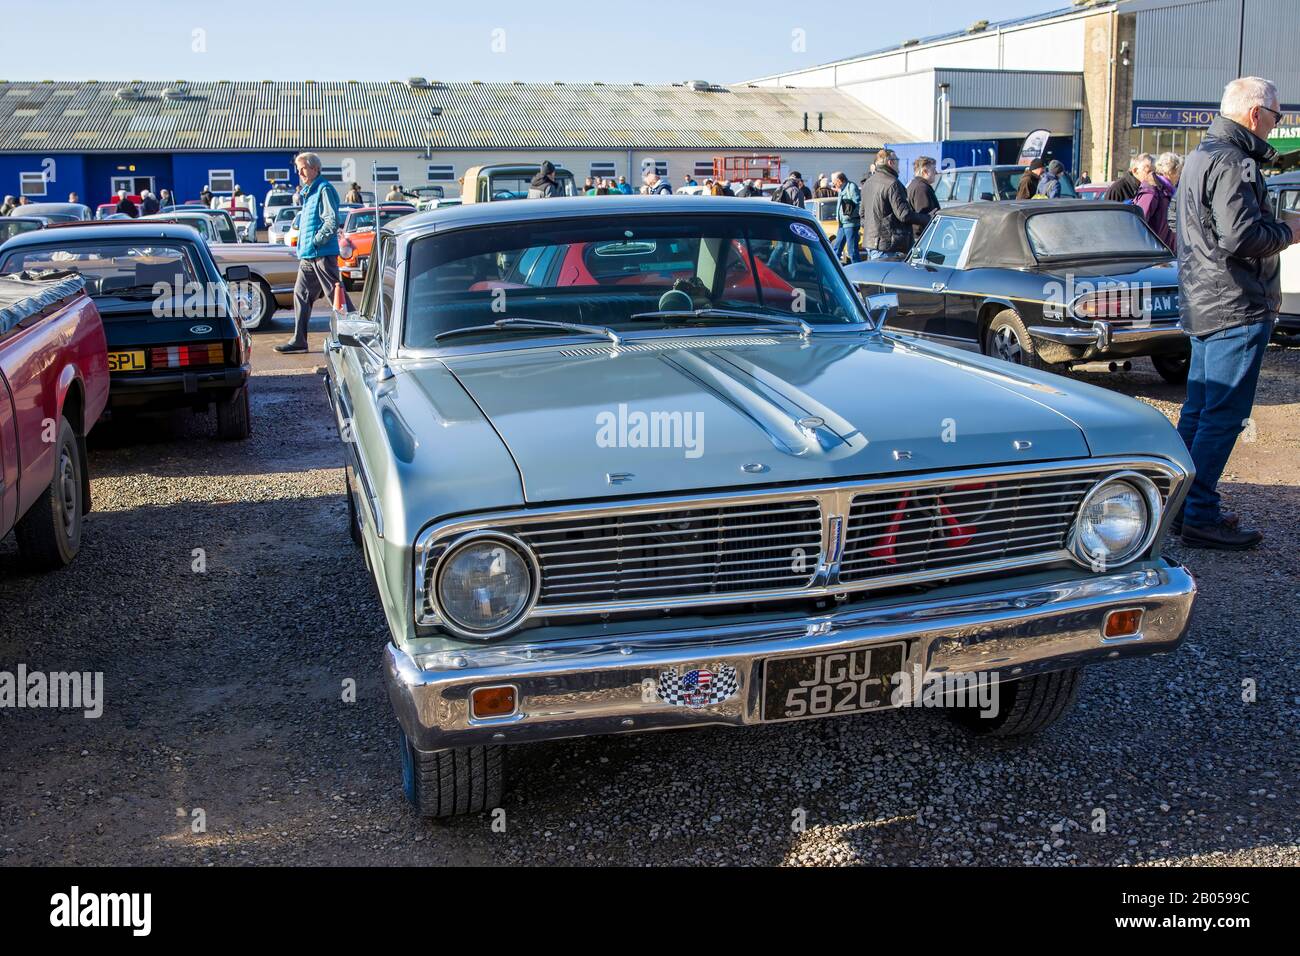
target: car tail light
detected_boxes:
[1072,288,1143,320]
[150,343,224,369]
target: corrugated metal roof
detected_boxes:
[0,80,909,152]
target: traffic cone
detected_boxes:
[332,282,347,314]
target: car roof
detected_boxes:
[934,199,1149,269]
[0,221,204,250]
[387,194,817,236]
[18,202,91,216]
[1267,171,1300,186]
[944,165,1027,173]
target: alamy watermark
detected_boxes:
[596,404,705,459]
[0,664,103,718]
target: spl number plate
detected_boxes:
[107,350,146,372]
[761,642,907,722]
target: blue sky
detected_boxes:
[13,0,1057,84]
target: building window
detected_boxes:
[372,165,400,184]
[264,168,290,184]
[590,162,616,180]
[641,159,668,178]
[693,161,715,179]
[426,164,455,182]
[321,165,344,182]
[19,171,47,197]
[208,169,234,193]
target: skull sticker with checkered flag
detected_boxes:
[656,665,739,708]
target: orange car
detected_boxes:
[337,204,415,289]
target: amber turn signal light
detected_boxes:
[1103,608,1143,639]
[471,685,518,719]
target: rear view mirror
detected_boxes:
[865,292,898,326]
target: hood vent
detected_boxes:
[556,335,781,357]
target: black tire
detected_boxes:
[345,465,362,547]
[983,309,1047,370]
[215,386,252,440]
[14,416,84,570]
[238,279,276,331]
[949,667,1082,737]
[1151,352,1190,384]
[399,729,505,818]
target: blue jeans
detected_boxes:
[1175,318,1274,526]
[867,249,903,261]
[833,222,861,262]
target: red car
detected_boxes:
[0,272,110,568]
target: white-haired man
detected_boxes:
[1174,76,1300,549]
[277,151,353,353]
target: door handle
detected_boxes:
[931,281,946,292]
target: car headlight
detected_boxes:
[433,532,539,639]
[1068,473,1161,569]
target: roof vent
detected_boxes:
[407,76,431,88]
[901,38,919,47]
[115,84,144,100]
[687,79,711,91]
[163,82,191,100]
[967,19,989,33]
[430,106,443,116]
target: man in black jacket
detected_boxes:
[860,149,930,258]
[1174,76,1299,550]
[1103,161,1141,202]
[906,156,941,242]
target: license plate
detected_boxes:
[107,350,146,372]
[762,643,907,722]
[1149,292,1179,316]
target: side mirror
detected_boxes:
[336,315,379,349]
[224,264,251,282]
[979,192,995,202]
[865,292,898,326]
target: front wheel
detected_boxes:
[948,667,1082,737]
[215,386,252,440]
[983,309,1047,370]
[14,416,84,569]
[399,729,505,818]
[1151,352,1190,385]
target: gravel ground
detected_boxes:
[1,315,1296,867]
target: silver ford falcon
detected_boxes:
[323,196,1197,818]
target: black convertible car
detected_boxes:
[844,200,1191,383]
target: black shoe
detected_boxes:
[1170,509,1236,536]
[274,342,308,354]
[1181,519,1262,551]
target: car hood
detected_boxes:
[435,333,1092,503]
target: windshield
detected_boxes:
[209,214,237,243]
[345,209,410,232]
[403,213,866,348]
[266,193,292,207]
[1026,209,1169,258]
[992,170,1023,200]
[488,172,576,200]
[0,239,203,311]
[0,220,42,242]
[275,207,299,223]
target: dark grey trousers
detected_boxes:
[291,256,353,346]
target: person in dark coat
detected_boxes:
[528,161,564,198]
[139,190,160,215]
[906,156,941,242]
[1016,158,1044,199]
[1103,162,1142,202]
[771,171,807,207]
[860,149,930,259]
[115,190,138,218]
[1174,77,1299,550]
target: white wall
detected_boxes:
[839,73,938,141]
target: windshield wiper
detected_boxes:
[434,317,623,345]
[630,307,814,339]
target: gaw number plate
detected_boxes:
[107,350,146,372]
[762,643,907,722]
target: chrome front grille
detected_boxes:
[414,458,1186,630]
[515,499,823,603]
[839,474,1092,583]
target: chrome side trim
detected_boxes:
[327,371,385,540]
[412,456,1188,632]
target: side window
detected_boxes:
[909,220,936,262]
[1280,189,1300,212]
[973,171,995,202]
[916,218,976,268]
[934,171,956,202]
[952,172,975,204]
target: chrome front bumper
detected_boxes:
[386,563,1196,752]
